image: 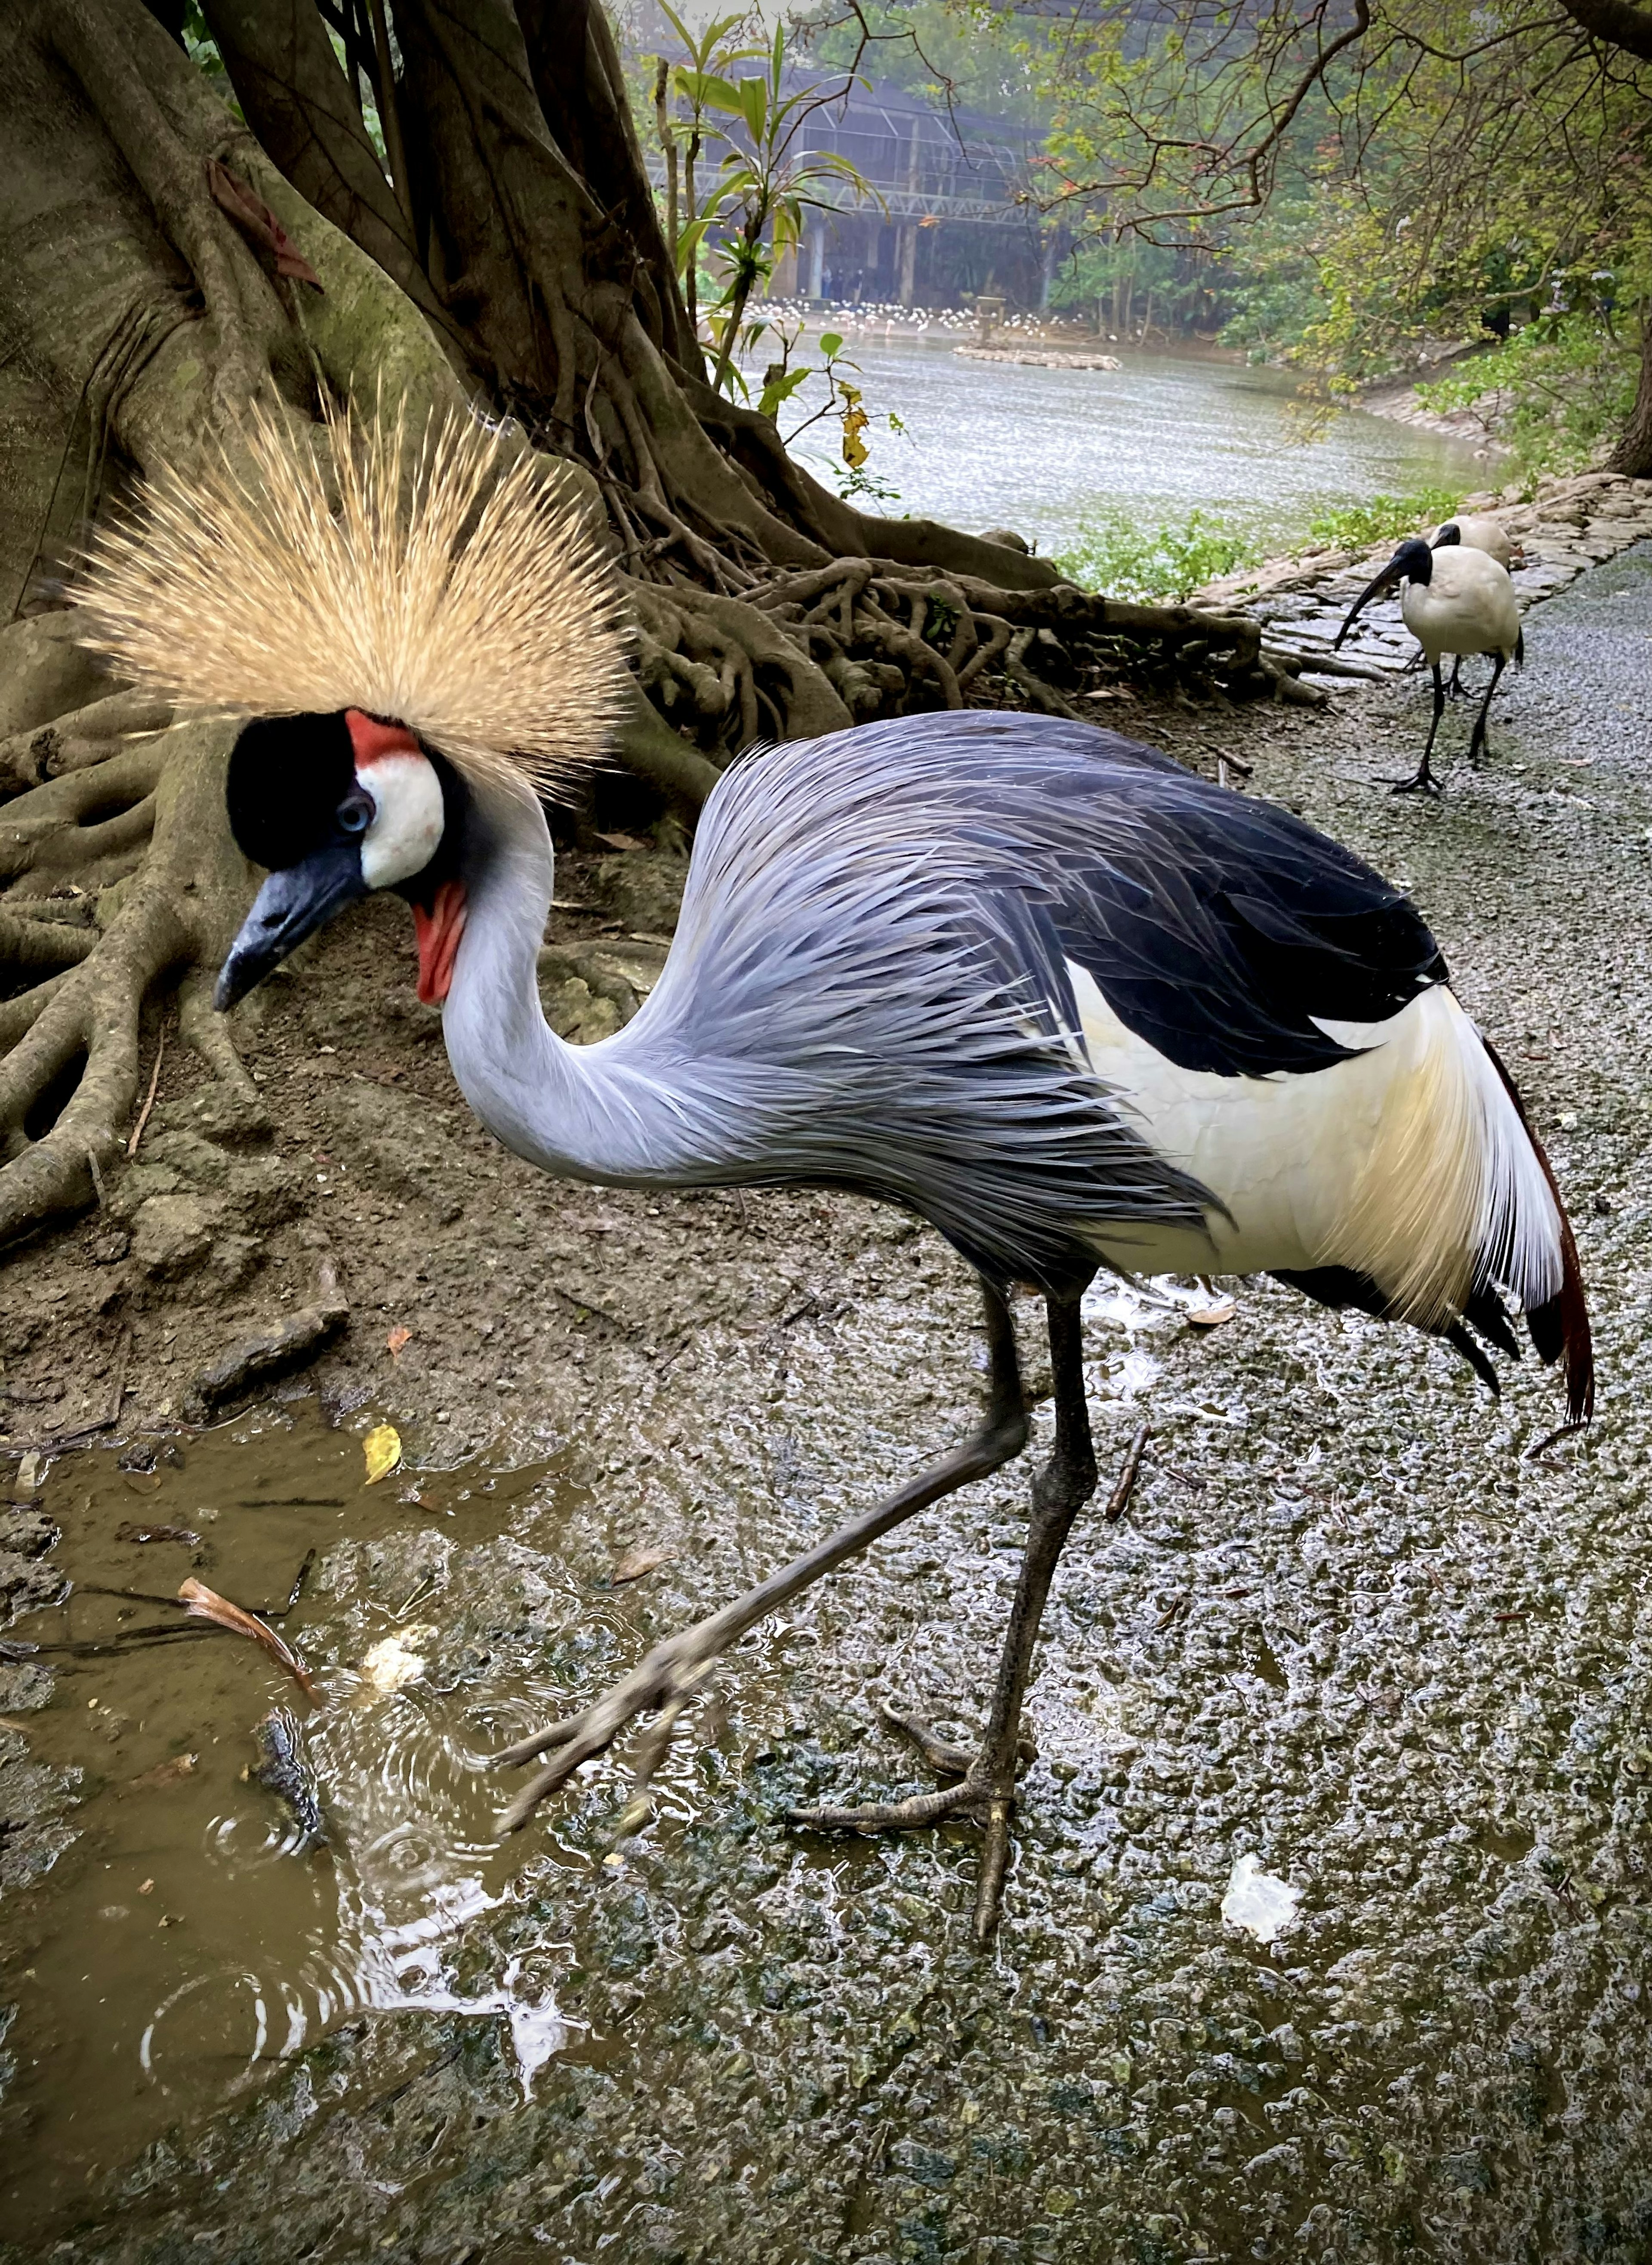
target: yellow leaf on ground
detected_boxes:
[363,1423,402,1485]
[1186,1302,1237,1330]
[386,1326,412,1357]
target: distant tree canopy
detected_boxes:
[1020,0,1652,472]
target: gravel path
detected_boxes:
[7,546,1652,2265]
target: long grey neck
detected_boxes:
[438,778,721,1186]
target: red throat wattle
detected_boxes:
[413,880,468,1005]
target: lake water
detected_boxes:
[775,336,1494,564]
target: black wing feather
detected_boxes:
[1036,763,1449,1077]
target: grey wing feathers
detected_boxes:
[604,711,1433,1286]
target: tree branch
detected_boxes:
[1557,0,1652,58]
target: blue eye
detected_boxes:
[338,795,373,835]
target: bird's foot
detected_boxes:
[490,1622,728,1837]
[787,1702,1038,1935]
[1384,765,1442,796]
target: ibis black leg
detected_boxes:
[1390,659,1447,795]
[792,1296,1145,1944]
[1447,656,1466,700]
[1467,651,1506,763]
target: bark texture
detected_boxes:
[1609,316,1652,477]
[0,0,1284,1255]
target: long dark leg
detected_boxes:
[970,1293,1100,1937]
[1447,656,1466,700]
[1467,651,1506,763]
[492,1279,1029,1832]
[1390,660,1446,796]
[792,1297,1144,1943]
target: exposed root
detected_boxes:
[182,1261,349,1422]
[0,690,176,795]
[0,715,250,1248]
[619,556,1276,790]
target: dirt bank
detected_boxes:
[4,546,1652,2262]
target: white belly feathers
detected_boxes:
[1069,966,1561,1324]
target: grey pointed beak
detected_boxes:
[1333,559,1403,649]
[215,842,367,1010]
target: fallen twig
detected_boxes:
[127,1024,166,1157]
[2,1626,218,1659]
[1105,1423,1151,1522]
[179,1577,318,1700]
[280,1547,317,1617]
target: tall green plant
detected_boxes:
[652,10,878,397]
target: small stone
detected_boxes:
[130,1194,215,1280]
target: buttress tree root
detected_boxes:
[0,620,256,1247]
[0,0,1295,1255]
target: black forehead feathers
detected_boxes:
[226,711,356,872]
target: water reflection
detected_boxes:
[774,336,1492,556]
[0,1406,588,2241]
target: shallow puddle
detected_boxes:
[0,1404,601,2244]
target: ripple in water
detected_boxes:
[0,1406,592,2243]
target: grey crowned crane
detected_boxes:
[1335,536,1523,794]
[74,407,1592,1941]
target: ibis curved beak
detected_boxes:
[1333,559,1403,650]
[215,842,367,1010]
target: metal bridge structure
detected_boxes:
[644,74,1051,308]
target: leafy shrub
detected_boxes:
[1304,487,1462,551]
[1416,312,1639,479]
[1052,507,1260,599]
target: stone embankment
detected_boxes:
[1193,469,1652,687]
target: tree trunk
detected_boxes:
[0,0,1278,1258]
[1609,308,1652,477]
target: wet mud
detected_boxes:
[3,549,1652,2261]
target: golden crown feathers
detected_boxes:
[70,399,629,792]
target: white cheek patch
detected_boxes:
[358,750,445,889]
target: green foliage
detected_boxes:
[652,9,878,397]
[1045,235,1217,335]
[1213,195,1326,363]
[1052,508,1260,600]
[1416,308,1643,479]
[1304,488,1462,551]
[1025,0,1652,465]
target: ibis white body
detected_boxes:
[1401,543,1520,666]
[1433,516,1513,571]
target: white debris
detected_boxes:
[358,1625,436,1693]
[1221,1853,1301,1943]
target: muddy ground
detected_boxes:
[3,546,1652,2263]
